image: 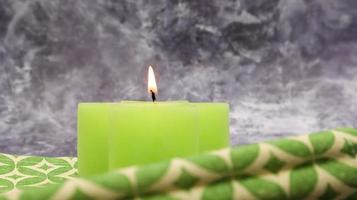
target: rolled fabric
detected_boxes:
[1,128,356,200]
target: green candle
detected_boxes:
[78,101,229,176]
[77,66,230,176]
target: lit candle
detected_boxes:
[78,66,229,176]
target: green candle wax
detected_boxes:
[194,103,230,152]
[108,101,199,169]
[77,103,114,177]
[77,101,229,176]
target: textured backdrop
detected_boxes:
[0,0,356,156]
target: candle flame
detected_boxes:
[148,66,157,94]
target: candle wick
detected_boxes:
[150,90,156,102]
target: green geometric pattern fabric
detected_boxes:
[0,128,356,199]
[0,154,77,196]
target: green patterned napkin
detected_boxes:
[1,128,357,199]
[0,154,77,194]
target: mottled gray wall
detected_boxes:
[0,0,356,156]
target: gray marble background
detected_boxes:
[0,0,356,156]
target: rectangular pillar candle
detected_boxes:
[77,101,229,176]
